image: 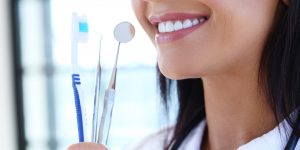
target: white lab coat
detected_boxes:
[125,119,300,150]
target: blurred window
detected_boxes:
[17,0,176,150]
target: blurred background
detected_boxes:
[0,0,177,150]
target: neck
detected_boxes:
[201,68,277,150]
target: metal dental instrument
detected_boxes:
[92,34,103,143]
[96,22,135,145]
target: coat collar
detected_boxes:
[179,119,300,150]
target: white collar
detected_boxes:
[179,119,300,150]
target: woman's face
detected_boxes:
[131,0,278,79]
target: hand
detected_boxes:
[68,142,108,150]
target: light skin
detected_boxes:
[68,142,106,150]
[68,0,289,149]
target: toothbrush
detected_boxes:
[71,12,88,142]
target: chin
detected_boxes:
[158,64,200,80]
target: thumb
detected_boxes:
[68,142,108,150]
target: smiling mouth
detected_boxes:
[149,13,210,44]
[157,16,208,33]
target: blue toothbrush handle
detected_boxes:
[72,74,85,142]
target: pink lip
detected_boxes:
[149,13,209,44]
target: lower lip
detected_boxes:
[155,22,206,44]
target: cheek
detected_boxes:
[210,1,273,38]
[131,0,144,23]
[205,0,278,68]
[211,0,277,45]
[131,0,155,43]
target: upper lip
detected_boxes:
[148,12,209,26]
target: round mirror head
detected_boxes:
[114,22,135,43]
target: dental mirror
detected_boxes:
[96,22,135,145]
[114,22,135,43]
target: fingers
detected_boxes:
[68,142,108,150]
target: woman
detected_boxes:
[69,0,300,149]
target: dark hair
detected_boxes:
[158,0,300,149]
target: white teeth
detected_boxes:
[157,17,207,33]
[174,21,183,31]
[192,18,199,25]
[165,21,175,32]
[158,22,166,33]
[199,17,206,23]
[183,19,193,29]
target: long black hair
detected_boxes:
[158,0,300,149]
